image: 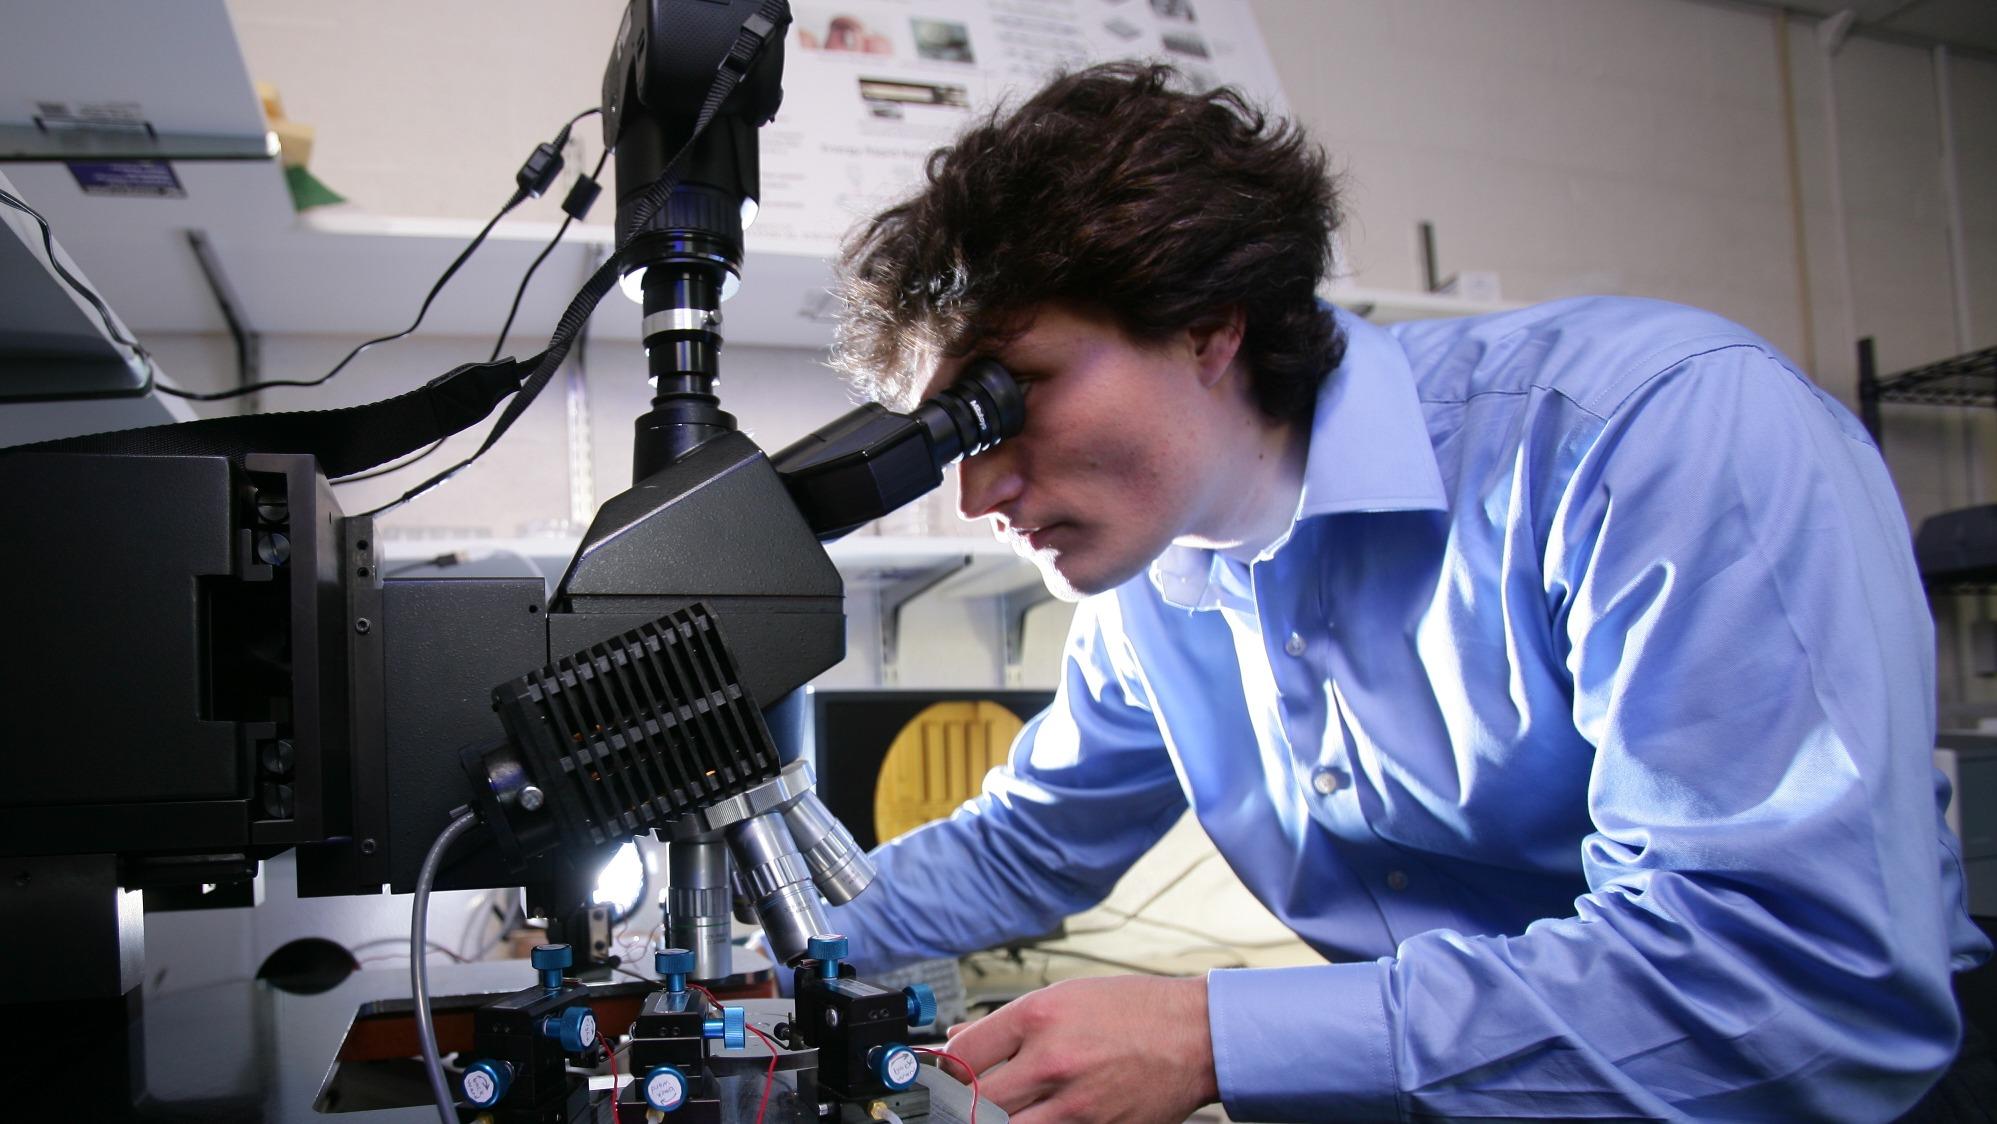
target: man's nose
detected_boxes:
[956,444,1022,523]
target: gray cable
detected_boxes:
[413,809,480,1124]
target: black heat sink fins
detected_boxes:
[493,603,779,851]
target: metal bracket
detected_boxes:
[999,584,1057,685]
[186,230,261,401]
[877,556,973,682]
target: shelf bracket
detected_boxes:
[999,584,1057,686]
[877,556,973,683]
[998,590,1062,686]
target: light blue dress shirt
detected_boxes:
[826,297,1990,1121]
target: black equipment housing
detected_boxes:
[619,990,732,1121]
[468,979,601,1122]
[793,959,927,1104]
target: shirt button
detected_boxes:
[1283,632,1306,657]
[1385,870,1409,892]
[1310,768,1343,796]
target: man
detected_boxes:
[821,61,1988,1121]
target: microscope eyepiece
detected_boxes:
[914,358,1026,466]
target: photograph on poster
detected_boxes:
[858,77,972,119]
[797,12,895,54]
[912,18,976,63]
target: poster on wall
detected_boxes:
[751,0,1286,260]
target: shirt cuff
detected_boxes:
[1206,960,1401,1122]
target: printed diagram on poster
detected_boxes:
[752,0,1285,260]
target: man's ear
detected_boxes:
[1188,307,1247,390]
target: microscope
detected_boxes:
[0,0,1019,1119]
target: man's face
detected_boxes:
[919,304,1237,600]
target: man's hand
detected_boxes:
[941,973,1219,1123]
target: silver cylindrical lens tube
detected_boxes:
[726,811,831,965]
[729,863,758,926]
[780,791,877,905]
[667,834,733,980]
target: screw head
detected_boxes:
[255,531,291,567]
[254,494,289,524]
[531,943,573,972]
[260,738,295,778]
[359,838,378,855]
[354,617,371,634]
[519,785,545,811]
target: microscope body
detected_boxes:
[0,1,1023,1118]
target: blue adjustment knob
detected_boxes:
[806,933,848,979]
[702,1005,746,1050]
[531,943,573,991]
[461,1058,513,1108]
[871,1042,921,1091]
[655,947,695,993]
[642,1064,689,1111]
[903,982,938,1027]
[542,1004,599,1053]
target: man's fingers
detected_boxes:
[941,1001,1030,1081]
[970,1054,1050,1114]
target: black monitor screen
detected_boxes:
[808,688,1055,849]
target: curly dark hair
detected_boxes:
[831,61,1344,422]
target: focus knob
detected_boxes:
[531,943,573,991]
[903,983,937,1027]
[702,1005,746,1050]
[656,947,695,993]
[806,933,848,979]
[871,1042,920,1091]
[461,1059,513,1108]
[642,1064,689,1111]
[545,1005,598,1053]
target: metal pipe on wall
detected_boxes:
[1933,45,1980,504]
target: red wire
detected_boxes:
[603,1028,622,1124]
[914,1047,981,1124]
[744,1023,781,1124]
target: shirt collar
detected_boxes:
[1148,305,1448,611]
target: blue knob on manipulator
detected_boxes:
[806,933,848,980]
[701,1005,746,1049]
[542,1005,599,1053]
[531,943,573,991]
[903,982,938,1027]
[642,1064,690,1111]
[871,1042,921,1091]
[462,1058,513,1107]
[656,947,695,994]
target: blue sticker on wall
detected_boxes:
[66,161,185,198]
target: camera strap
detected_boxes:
[1,352,532,478]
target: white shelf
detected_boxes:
[10,167,1523,352]
[377,529,1039,596]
